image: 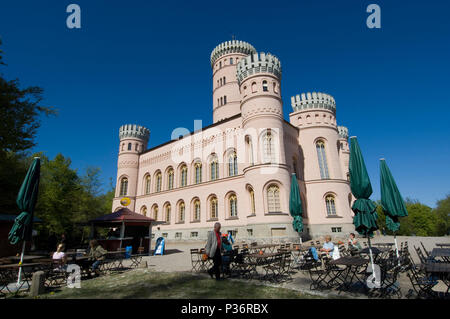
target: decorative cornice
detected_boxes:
[119,124,150,141]
[236,52,282,85]
[210,40,256,67]
[338,126,349,139]
[291,92,336,114]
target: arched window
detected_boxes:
[210,197,218,219]
[316,140,330,179]
[263,130,275,163]
[127,143,132,151]
[219,78,222,86]
[194,162,202,184]
[267,185,281,213]
[262,80,268,92]
[165,204,171,223]
[229,195,238,217]
[153,205,159,220]
[248,187,256,215]
[220,97,223,106]
[119,177,128,196]
[293,157,299,176]
[325,195,337,216]
[144,175,151,195]
[141,206,147,217]
[155,172,162,192]
[223,96,227,105]
[230,58,233,65]
[223,77,226,84]
[193,200,201,221]
[179,202,185,222]
[210,155,219,181]
[180,165,188,187]
[167,169,174,190]
[228,152,238,176]
[246,136,254,165]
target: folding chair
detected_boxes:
[190,249,201,272]
[406,255,438,299]
[420,242,431,258]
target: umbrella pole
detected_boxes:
[394,233,400,266]
[367,235,376,282]
[16,241,26,285]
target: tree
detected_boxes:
[433,194,450,236]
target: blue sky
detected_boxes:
[1,0,449,207]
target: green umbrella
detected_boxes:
[349,137,378,236]
[380,158,408,259]
[8,157,40,284]
[349,137,378,284]
[289,173,303,235]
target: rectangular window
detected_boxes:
[175,232,182,239]
[162,233,168,238]
[190,232,198,238]
[247,229,253,237]
[271,227,286,237]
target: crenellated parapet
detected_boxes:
[119,124,150,141]
[210,40,256,68]
[236,52,282,85]
[291,92,336,114]
[338,126,349,139]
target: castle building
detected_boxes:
[112,40,354,241]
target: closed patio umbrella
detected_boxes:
[289,173,303,239]
[380,158,408,261]
[349,137,378,283]
[8,157,41,284]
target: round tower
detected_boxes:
[289,93,354,236]
[237,51,294,239]
[113,124,150,212]
[210,40,256,123]
[289,92,343,180]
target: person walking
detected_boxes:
[205,222,222,280]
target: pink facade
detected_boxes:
[112,40,354,241]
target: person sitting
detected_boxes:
[221,235,233,275]
[319,235,334,257]
[52,243,67,270]
[88,239,107,276]
[347,233,362,254]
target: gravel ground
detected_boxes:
[127,235,450,298]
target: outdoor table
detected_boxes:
[372,243,395,247]
[430,248,450,263]
[436,243,450,248]
[283,247,310,266]
[245,253,283,280]
[359,247,390,263]
[249,244,278,253]
[423,262,450,293]
[327,257,368,292]
[6,255,46,262]
[0,262,51,292]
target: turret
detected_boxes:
[211,40,256,123]
[289,92,343,180]
[114,124,150,211]
[337,126,350,180]
[237,52,285,164]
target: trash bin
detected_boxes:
[125,246,132,259]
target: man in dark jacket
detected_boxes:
[205,222,222,280]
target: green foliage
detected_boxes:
[434,194,450,235]
[377,197,449,237]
